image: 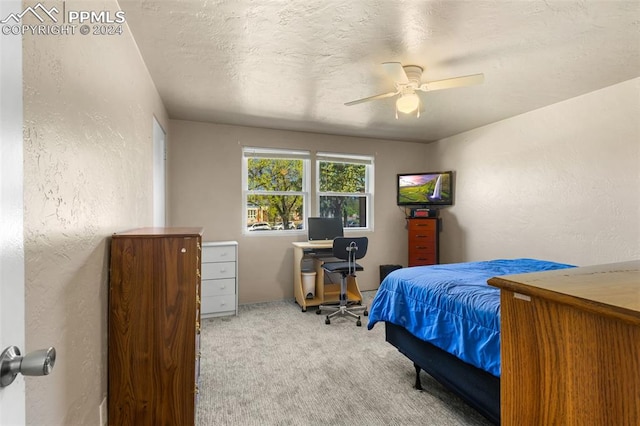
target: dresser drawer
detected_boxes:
[408,218,437,232]
[409,251,437,266]
[202,245,237,263]
[409,234,436,248]
[202,278,235,297]
[409,244,436,256]
[202,261,235,279]
[202,294,235,314]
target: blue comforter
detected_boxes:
[367,258,575,377]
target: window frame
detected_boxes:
[242,147,310,235]
[315,152,374,231]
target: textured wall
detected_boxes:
[168,120,429,304]
[22,1,168,424]
[427,78,640,266]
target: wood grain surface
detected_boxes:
[491,261,640,425]
[109,229,202,425]
[408,218,439,266]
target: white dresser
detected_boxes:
[201,241,238,318]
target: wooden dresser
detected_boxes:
[489,260,640,425]
[407,218,439,266]
[108,227,203,426]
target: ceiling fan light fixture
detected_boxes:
[396,93,420,114]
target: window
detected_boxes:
[316,152,374,229]
[243,147,310,233]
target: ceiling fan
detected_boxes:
[345,62,484,118]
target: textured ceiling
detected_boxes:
[118,0,640,143]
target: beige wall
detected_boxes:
[168,77,640,305]
[22,1,168,424]
[426,78,640,266]
[168,79,640,306]
[168,120,430,304]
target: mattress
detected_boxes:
[367,258,575,376]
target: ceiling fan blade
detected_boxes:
[344,90,399,106]
[419,73,484,92]
[381,62,409,83]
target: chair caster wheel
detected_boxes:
[316,309,322,315]
[364,310,368,316]
[356,319,362,327]
[325,317,331,325]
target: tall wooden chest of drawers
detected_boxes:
[201,241,238,318]
[489,261,640,425]
[407,218,439,266]
[108,227,202,426]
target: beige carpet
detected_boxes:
[196,291,493,426]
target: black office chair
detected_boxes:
[316,237,369,326]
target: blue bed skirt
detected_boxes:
[367,258,575,376]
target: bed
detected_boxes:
[367,258,575,424]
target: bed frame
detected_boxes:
[385,322,500,425]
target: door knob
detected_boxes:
[0,346,56,387]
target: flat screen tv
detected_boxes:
[397,171,454,206]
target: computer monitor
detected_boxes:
[307,217,343,241]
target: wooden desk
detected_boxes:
[292,241,363,312]
[488,260,640,425]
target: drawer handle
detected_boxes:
[219,268,227,273]
[220,286,226,290]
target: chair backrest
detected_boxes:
[331,237,368,261]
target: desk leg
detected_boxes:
[314,258,325,305]
[346,275,363,304]
[293,247,324,312]
[293,246,307,311]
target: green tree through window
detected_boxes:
[247,158,303,228]
[317,153,373,228]
[243,148,309,232]
[243,148,373,233]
